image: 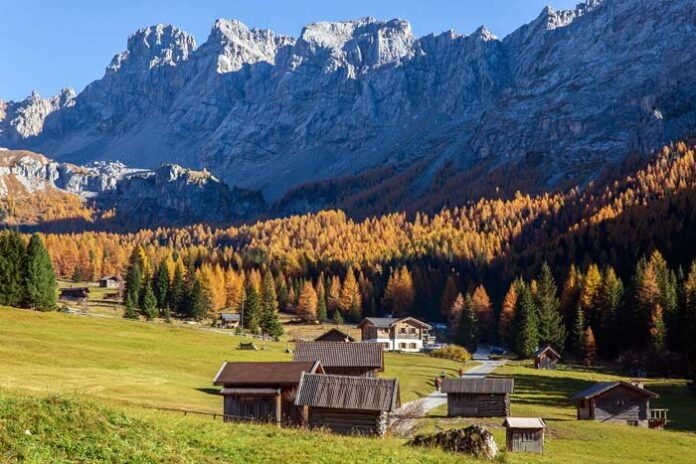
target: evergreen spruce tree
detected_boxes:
[455,293,478,353]
[571,306,586,357]
[333,309,344,326]
[124,248,144,309]
[189,277,211,321]
[259,271,283,338]
[154,260,170,310]
[123,294,139,320]
[141,284,158,320]
[24,234,57,311]
[515,285,540,358]
[243,280,260,333]
[535,263,566,350]
[0,230,27,307]
[599,267,623,357]
[169,263,185,315]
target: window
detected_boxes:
[399,343,406,349]
[616,399,625,407]
[399,327,406,334]
[409,343,417,349]
[409,328,417,334]
[381,343,389,350]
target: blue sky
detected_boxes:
[1,0,579,101]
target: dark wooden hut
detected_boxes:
[533,346,562,370]
[503,417,546,454]
[213,361,323,426]
[59,287,90,302]
[442,378,514,417]
[294,373,400,437]
[314,328,355,342]
[218,313,241,329]
[570,381,660,427]
[293,341,383,377]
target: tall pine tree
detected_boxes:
[535,263,566,350]
[24,234,57,311]
[515,284,539,358]
[0,230,27,307]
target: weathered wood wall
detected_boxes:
[323,366,378,377]
[308,408,388,437]
[506,429,544,454]
[446,393,510,417]
[592,386,649,424]
[224,395,274,422]
[535,354,557,370]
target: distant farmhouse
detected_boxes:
[357,317,433,352]
[59,287,90,302]
[293,341,383,377]
[295,373,400,437]
[99,276,121,289]
[314,328,355,342]
[503,417,547,454]
[213,361,324,426]
[534,345,562,370]
[218,313,241,329]
[442,378,514,417]
[570,381,665,428]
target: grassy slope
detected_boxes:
[0,307,459,410]
[424,362,696,464]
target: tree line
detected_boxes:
[0,230,57,311]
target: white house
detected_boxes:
[357,317,433,352]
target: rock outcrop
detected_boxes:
[1,0,695,205]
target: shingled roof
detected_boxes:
[441,378,515,394]
[503,417,547,429]
[295,373,400,412]
[534,345,562,359]
[357,317,432,329]
[314,328,356,342]
[293,341,384,370]
[213,361,322,387]
[570,381,659,401]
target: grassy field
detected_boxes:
[2,307,694,463]
[422,362,696,464]
[0,307,460,410]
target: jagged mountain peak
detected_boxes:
[107,24,196,74]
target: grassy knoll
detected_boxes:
[0,392,472,464]
[0,307,458,410]
[423,362,696,464]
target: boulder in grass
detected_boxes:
[409,425,499,459]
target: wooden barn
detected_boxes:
[570,381,660,427]
[442,378,514,417]
[213,361,324,426]
[99,276,121,289]
[534,345,562,370]
[314,328,355,342]
[293,341,383,377]
[503,417,546,454]
[294,373,400,437]
[59,287,90,302]
[218,313,241,329]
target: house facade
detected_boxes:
[295,373,400,437]
[357,317,433,352]
[570,381,661,427]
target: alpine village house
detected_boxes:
[212,361,324,426]
[357,317,434,352]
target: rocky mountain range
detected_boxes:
[1,0,696,217]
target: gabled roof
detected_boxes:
[293,341,384,370]
[314,328,356,342]
[503,417,546,429]
[219,313,241,322]
[441,378,515,394]
[294,373,400,412]
[570,381,659,401]
[357,316,432,330]
[534,345,562,360]
[213,361,322,387]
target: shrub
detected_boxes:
[430,344,471,363]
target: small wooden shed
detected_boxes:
[534,346,562,370]
[293,341,383,377]
[570,381,659,427]
[218,312,241,329]
[314,328,355,342]
[442,378,514,417]
[59,287,90,302]
[213,361,324,426]
[99,276,121,289]
[503,417,546,454]
[295,373,400,437]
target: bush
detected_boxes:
[430,344,471,363]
